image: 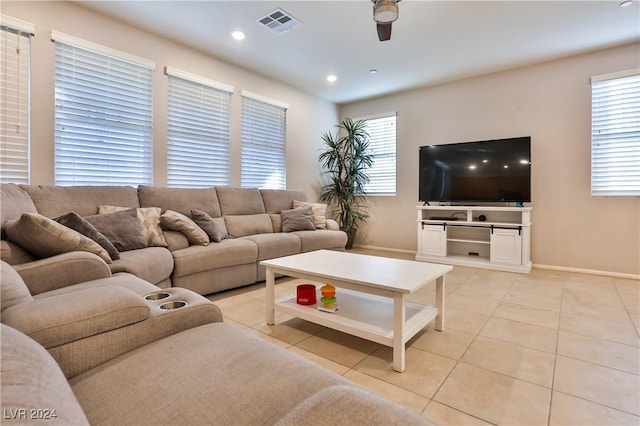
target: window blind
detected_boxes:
[1,22,31,184]
[363,114,397,195]
[166,68,233,188]
[240,92,287,189]
[53,37,154,186]
[591,70,640,196]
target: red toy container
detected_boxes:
[296,284,317,305]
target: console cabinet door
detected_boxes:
[490,228,522,265]
[420,224,447,257]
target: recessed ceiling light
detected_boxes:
[369,69,378,74]
[619,0,633,7]
[232,31,246,41]
[326,75,337,83]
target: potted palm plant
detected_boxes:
[319,118,373,249]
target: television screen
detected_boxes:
[419,137,531,203]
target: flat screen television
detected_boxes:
[419,136,531,204]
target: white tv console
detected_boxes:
[416,205,532,274]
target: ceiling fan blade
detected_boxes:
[377,22,392,41]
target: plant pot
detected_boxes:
[345,229,357,250]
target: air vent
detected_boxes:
[257,8,301,34]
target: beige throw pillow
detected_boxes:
[292,200,327,229]
[4,213,112,263]
[98,205,168,247]
[160,210,209,246]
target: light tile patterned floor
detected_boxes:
[208,249,640,425]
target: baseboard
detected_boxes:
[353,245,639,280]
[533,263,640,280]
[351,244,415,256]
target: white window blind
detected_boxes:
[591,70,640,196]
[53,34,154,186]
[1,20,32,184]
[166,67,233,188]
[363,113,396,195]
[241,91,287,189]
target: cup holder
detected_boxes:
[158,301,188,310]
[144,292,171,301]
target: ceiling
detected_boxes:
[76,1,640,105]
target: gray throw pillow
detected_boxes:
[85,209,148,252]
[281,206,316,232]
[54,212,120,260]
[191,209,228,242]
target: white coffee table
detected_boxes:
[261,250,452,372]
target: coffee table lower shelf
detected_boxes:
[275,288,439,349]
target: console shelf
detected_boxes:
[416,205,532,273]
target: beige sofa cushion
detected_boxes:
[216,186,265,215]
[2,286,150,348]
[1,324,90,425]
[1,260,33,312]
[260,189,307,213]
[4,213,112,263]
[171,239,257,277]
[224,213,273,238]
[20,185,139,218]
[109,248,174,286]
[138,185,222,218]
[70,323,353,425]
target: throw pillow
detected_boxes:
[281,206,316,233]
[98,205,168,247]
[4,213,112,263]
[292,200,328,229]
[190,209,228,242]
[160,210,209,246]
[85,209,148,252]
[54,212,120,260]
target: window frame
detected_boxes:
[0,16,34,184]
[358,112,397,196]
[240,90,288,190]
[165,66,233,188]
[591,69,640,197]
[52,31,155,186]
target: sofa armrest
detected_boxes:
[2,286,150,348]
[13,251,112,296]
[326,219,340,231]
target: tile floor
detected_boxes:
[208,249,640,425]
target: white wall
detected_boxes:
[340,43,640,276]
[4,1,638,276]
[3,0,338,199]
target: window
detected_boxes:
[1,17,33,184]
[166,67,233,188]
[241,91,287,189]
[362,113,397,195]
[53,31,154,186]
[591,69,640,196]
